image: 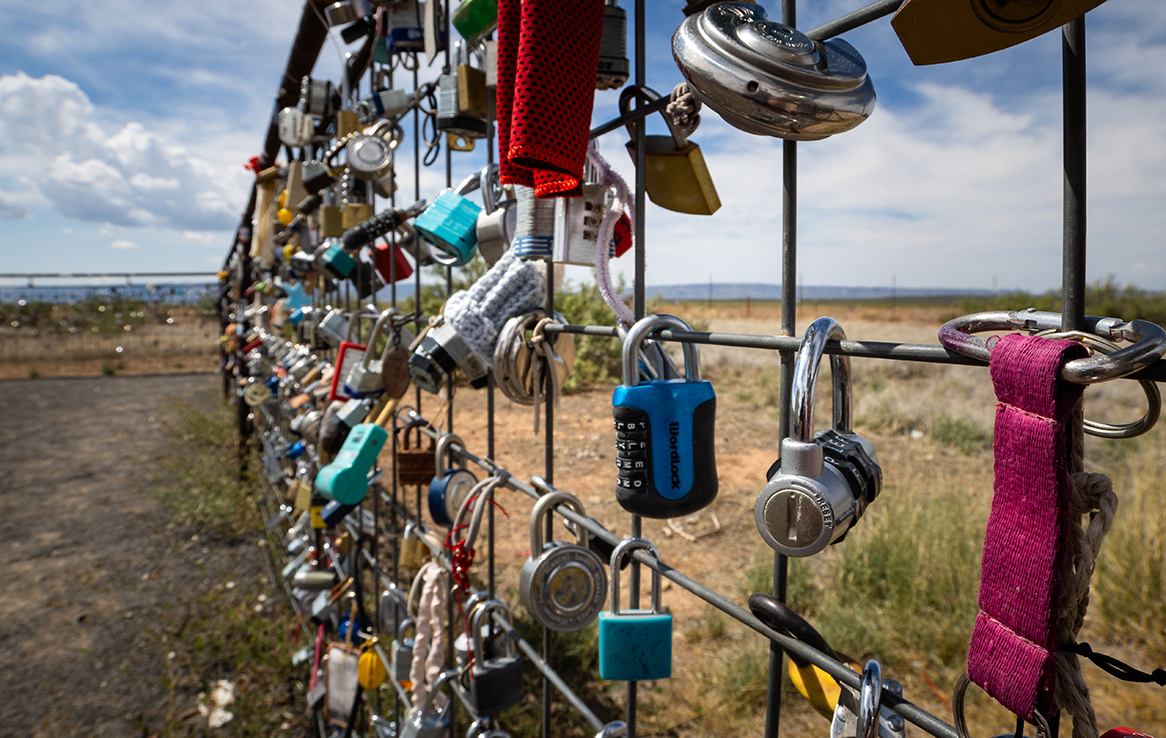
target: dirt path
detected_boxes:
[0,373,264,737]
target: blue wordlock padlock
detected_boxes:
[315,422,388,505]
[611,314,717,518]
[414,189,481,267]
[598,538,672,681]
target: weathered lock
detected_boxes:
[672,3,876,140]
[492,309,575,407]
[427,433,478,527]
[456,48,488,121]
[343,310,397,399]
[553,183,619,265]
[345,135,394,182]
[316,419,388,505]
[399,521,429,569]
[391,618,416,684]
[397,424,438,487]
[401,669,458,738]
[469,600,524,716]
[597,0,629,90]
[243,378,269,407]
[408,314,489,393]
[598,538,672,681]
[754,317,881,557]
[519,492,608,632]
[317,308,350,348]
[619,86,720,215]
[279,107,315,148]
[613,314,717,519]
[451,0,497,44]
[380,314,416,399]
[436,43,488,149]
[830,661,905,738]
[414,174,482,267]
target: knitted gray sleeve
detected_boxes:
[445,249,546,369]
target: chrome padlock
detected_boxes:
[597,538,672,681]
[401,669,457,738]
[408,314,489,392]
[345,135,394,182]
[279,107,314,148]
[511,185,555,260]
[436,43,488,150]
[754,317,881,557]
[343,309,396,398]
[597,0,629,90]
[317,308,350,348]
[355,88,417,125]
[379,582,409,632]
[613,314,718,519]
[475,164,516,267]
[415,173,482,266]
[553,183,618,265]
[391,618,416,685]
[519,491,608,632]
[620,85,720,216]
[300,76,336,119]
[830,661,905,738]
[427,433,478,527]
[492,309,575,407]
[673,3,876,140]
[469,600,524,717]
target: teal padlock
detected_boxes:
[316,240,357,279]
[315,422,388,505]
[598,538,672,681]
[414,189,481,267]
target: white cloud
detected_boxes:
[0,72,249,231]
[0,192,29,219]
[110,239,138,250]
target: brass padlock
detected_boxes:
[457,64,488,120]
[396,421,437,487]
[620,85,720,216]
[342,202,374,229]
[319,205,345,237]
[336,109,362,138]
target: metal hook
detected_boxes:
[952,673,1051,738]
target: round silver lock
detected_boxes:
[346,135,394,181]
[519,492,607,632]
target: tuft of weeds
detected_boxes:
[27,366,40,378]
[930,412,991,455]
[101,361,117,376]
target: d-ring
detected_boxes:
[952,673,1051,738]
[939,309,1166,383]
[1033,330,1161,438]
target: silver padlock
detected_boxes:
[830,661,906,738]
[343,309,397,398]
[519,491,608,632]
[391,618,416,684]
[345,135,394,181]
[400,669,457,738]
[467,718,511,738]
[511,185,555,260]
[492,309,575,407]
[755,316,881,557]
[316,308,350,348]
[379,582,410,634]
[355,88,418,125]
[436,42,488,148]
[553,183,617,266]
[300,76,336,119]
[597,0,629,90]
[475,164,516,267]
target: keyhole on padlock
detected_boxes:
[977,0,1058,23]
[764,489,823,546]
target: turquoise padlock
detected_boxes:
[314,422,388,505]
[598,538,672,681]
[414,189,481,267]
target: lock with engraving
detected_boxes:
[468,600,524,716]
[519,491,608,632]
[620,85,720,215]
[598,538,672,681]
[613,314,718,519]
[427,433,478,527]
[597,0,630,90]
[754,317,881,557]
[493,309,575,407]
[672,2,876,140]
[414,173,482,266]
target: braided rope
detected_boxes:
[665,82,702,139]
[529,316,561,434]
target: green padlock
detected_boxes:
[315,422,388,505]
[451,0,497,44]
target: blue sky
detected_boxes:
[0,0,1163,292]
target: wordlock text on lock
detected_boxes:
[620,85,720,215]
[613,314,718,518]
[755,317,881,557]
[673,2,876,140]
[519,491,608,632]
[598,538,672,681]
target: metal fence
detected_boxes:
[221,2,1163,738]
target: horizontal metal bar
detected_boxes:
[395,411,958,738]
[590,94,671,140]
[542,323,1166,382]
[805,0,904,41]
[0,272,220,279]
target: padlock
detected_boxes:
[293,570,340,591]
[343,309,397,399]
[553,183,619,265]
[279,107,315,147]
[355,88,417,125]
[320,205,345,238]
[345,135,394,181]
[468,600,524,716]
[358,643,387,689]
[325,0,367,27]
[492,309,575,407]
[342,202,374,230]
[400,669,457,738]
[316,240,358,279]
[436,43,488,148]
[391,618,415,684]
[381,315,415,399]
[830,660,905,738]
[300,76,337,119]
[620,86,720,216]
[597,538,672,681]
[612,314,718,519]
[414,174,482,267]
[385,0,424,52]
[379,582,409,633]
[315,421,388,505]
[397,425,438,487]
[672,3,876,140]
[319,399,371,458]
[375,240,416,285]
[454,593,507,669]
[316,308,350,348]
[457,54,488,121]
[408,314,489,393]
[427,433,478,527]
[476,166,516,267]
[400,522,429,569]
[370,713,397,738]
[451,0,497,44]
[683,0,753,14]
[330,311,376,401]
[341,200,427,253]
[519,491,608,632]
[511,185,555,260]
[336,110,362,139]
[754,316,881,557]
[597,0,629,90]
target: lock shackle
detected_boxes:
[609,538,662,616]
[358,309,396,371]
[397,616,415,640]
[453,171,483,198]
[594,722,628,738]
[471,599,516,662]
[479,163,500,214]
[858,660,883,738]
[434,432,465,475]
[618,84,688,149]
[622,314,701,387]
[343,305,379,344]
[417,668,460,720]
[530,491,588,554]
[790,316,852,444]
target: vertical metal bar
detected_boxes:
[1062,16,1086,334]
[543,261,555,738]
[414,64,423,416]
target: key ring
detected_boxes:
[1031,329,1161,439]
[952,673,1050,738]
[939,309,1166,384]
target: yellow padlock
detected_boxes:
[620,85,720,216]
[319,205,344,238]
[456,64,488,120]
[310,495,327,529]
[358,645,387,689]
[291,479,312,516]
[341,202,373,230]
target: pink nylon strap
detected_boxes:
[967,333,1088,722]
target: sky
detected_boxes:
[0,0,1163,293]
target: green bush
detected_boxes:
[960,276,1166,326]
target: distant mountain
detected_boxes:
[643,283,993,301]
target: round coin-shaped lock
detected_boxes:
[346,135,394,181]
[519,492,607,632]
[243,380,270,407]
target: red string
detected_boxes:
[244,156,260,173]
